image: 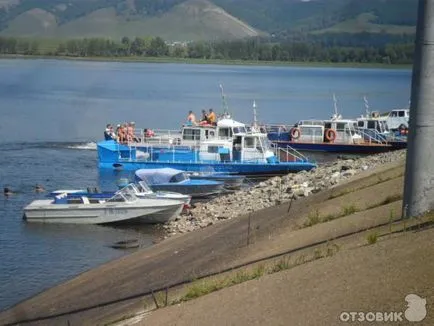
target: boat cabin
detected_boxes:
[144,117,249,148]
[198,133,275,163]
[386,109,409,130]
[356,119,389,134]
[290,119,362,144]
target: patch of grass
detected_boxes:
[342,204,358,216]
[313,248,323,260]
[295,254,306,265]
[366,232,379,245]
[178,265,268,303]
[251,264,266,279]
[271,257,291,273]
[325,242,340,257]
[321,213,337,222]
[181,279,222,301]
[304,209,321,227]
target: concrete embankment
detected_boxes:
[2,149,427,326]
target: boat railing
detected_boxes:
[270,142,310,163]
[356,128,389,145]
[262,124,291,134]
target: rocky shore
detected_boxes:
[163,150,406,236]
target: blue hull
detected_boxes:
[98,141,316,176]
[273,141,394,154]
[100,161,315,176]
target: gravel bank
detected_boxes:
[164,150,406,236]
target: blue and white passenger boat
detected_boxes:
[97,86,316,176]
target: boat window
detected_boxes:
[208,146,219,153]
[357,121,364,127]
[324,122,332,129]
[398,111,405,117]
[255,137,264,153]
[183,129,201,141]
[209,131,215,137]
[218,128,232,139]
[367,121,376,129]
[233,127,246,134]
[336,123,346,131]
[391,111,398,117]
[170,172,188,183]
[244,137,255,148]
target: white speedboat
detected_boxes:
[24,186,184,224]
[50,182,192,207]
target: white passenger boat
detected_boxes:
[24,186,184,224]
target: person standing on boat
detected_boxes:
[187,110,197,125]
[104,124,117,141]
[208,108,216,125]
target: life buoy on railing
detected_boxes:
[325,128,337,142]
[290,127,301,140]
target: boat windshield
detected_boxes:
[109,185,137,202]
[137,181,153,193]
[169,172,188,183]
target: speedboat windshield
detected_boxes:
[137,181,153,193]
[109,185,137,202]
[169,172,188,183]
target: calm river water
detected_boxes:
[0,58,411,311]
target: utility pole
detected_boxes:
[403,0,434,218]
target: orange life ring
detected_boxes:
[325,129,337,142]
[290,127,301,140]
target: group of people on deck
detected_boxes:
[187,108,217,126]
[104,122,152,143]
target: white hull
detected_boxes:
[24,199,183,225]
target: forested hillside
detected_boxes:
[0,0,418,40]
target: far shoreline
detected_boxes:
[0,54,412,70]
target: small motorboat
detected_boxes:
[187,172,245,189]
[50,181,192,206]
[24,186,184,224]
[135,168,224,198]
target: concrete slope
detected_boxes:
[143,227,434,326]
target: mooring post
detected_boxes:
[151,290,159,309]
[165,287,169,307]
[403,0,434,218]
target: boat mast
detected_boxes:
[252,100,258,130]
[363,95,370,117]
[220,84,230,118]
[332,93,340,119]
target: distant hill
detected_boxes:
[0,0,262,40]
[0,0,418,41]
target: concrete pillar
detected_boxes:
[403,0,434,217]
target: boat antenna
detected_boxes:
[220,84,230,118]
[252,100,258,129]
[332,93,340,119]
[363,95,370,117]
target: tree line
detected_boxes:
[0,35,415,65]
